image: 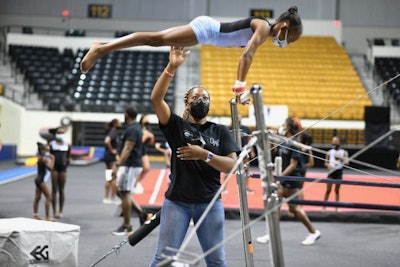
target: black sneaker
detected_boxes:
[112,225,133,236]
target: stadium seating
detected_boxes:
[374,57,400,107]
[8,44,175,113]
[307,128,364,146]
[9,44,71,111]
[70,49,174,113]
[201,36,371,120]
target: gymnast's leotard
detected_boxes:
[189,16,270,47]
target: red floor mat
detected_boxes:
[133,169,400,213]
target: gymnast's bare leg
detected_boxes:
[80,26,197,73]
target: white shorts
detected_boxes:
[189,16,220,45]
[116,166,142,192]
[188,16,256,47]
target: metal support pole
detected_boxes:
[250,84,284,267]
[229,99,254,267]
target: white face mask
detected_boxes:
[278,126,287,136]
[55,134,65,142]
[272,28,288,48]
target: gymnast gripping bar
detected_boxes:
[287,199,400,211]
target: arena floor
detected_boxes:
[0,160,399,267]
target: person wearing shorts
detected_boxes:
[103,118,120,204]
[323,136,349,212]
[257,117,321,246]
[112,107,152,236]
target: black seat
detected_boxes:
[22,26,33,34]
[65,29,86,37]
[373,38,385,46]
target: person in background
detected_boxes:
[287,118,314,217]
[112,107,152,236]
[323,136,349,212]
[149,46,239,266]
[80,6,302,104]
[49,126,71,219]
[155,141,172,169]
[103,118,121,204]
[134,114,155,193]
[33,142,55,221]
[257,117,321,246]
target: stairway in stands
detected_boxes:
[351,54,400,125]
[0,50,43,110]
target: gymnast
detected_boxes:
[80,6,302,103]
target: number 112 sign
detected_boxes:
[88,4,112,18]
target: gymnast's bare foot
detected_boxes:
[80,42,105,73]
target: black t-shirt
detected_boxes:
[279,140,303,176]
[104,129,119,163]
[229,124,251,147]
[118,122,142,167]
[299,149,311,176]
[104,129,119,153]
[160,113,240,203]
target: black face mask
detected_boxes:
[331,144,340,150]
[189,99,209,120]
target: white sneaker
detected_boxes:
[103,198,112,204]
[112,198,121,205]
[256,234,270,244]
[301,230,321,246]
[133,182,144,194]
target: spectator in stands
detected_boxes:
[49,126,71,219]
[103,118,121,204]
[80,6,302,104]
[257,117,321,245]
[149,46,239,266]
[134,114,155,193]
[112,107,152,236]
[323,136,349,212]
[33,142,55,221]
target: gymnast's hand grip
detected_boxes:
[128,210,161,246]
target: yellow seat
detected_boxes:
[201,37,371,119]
